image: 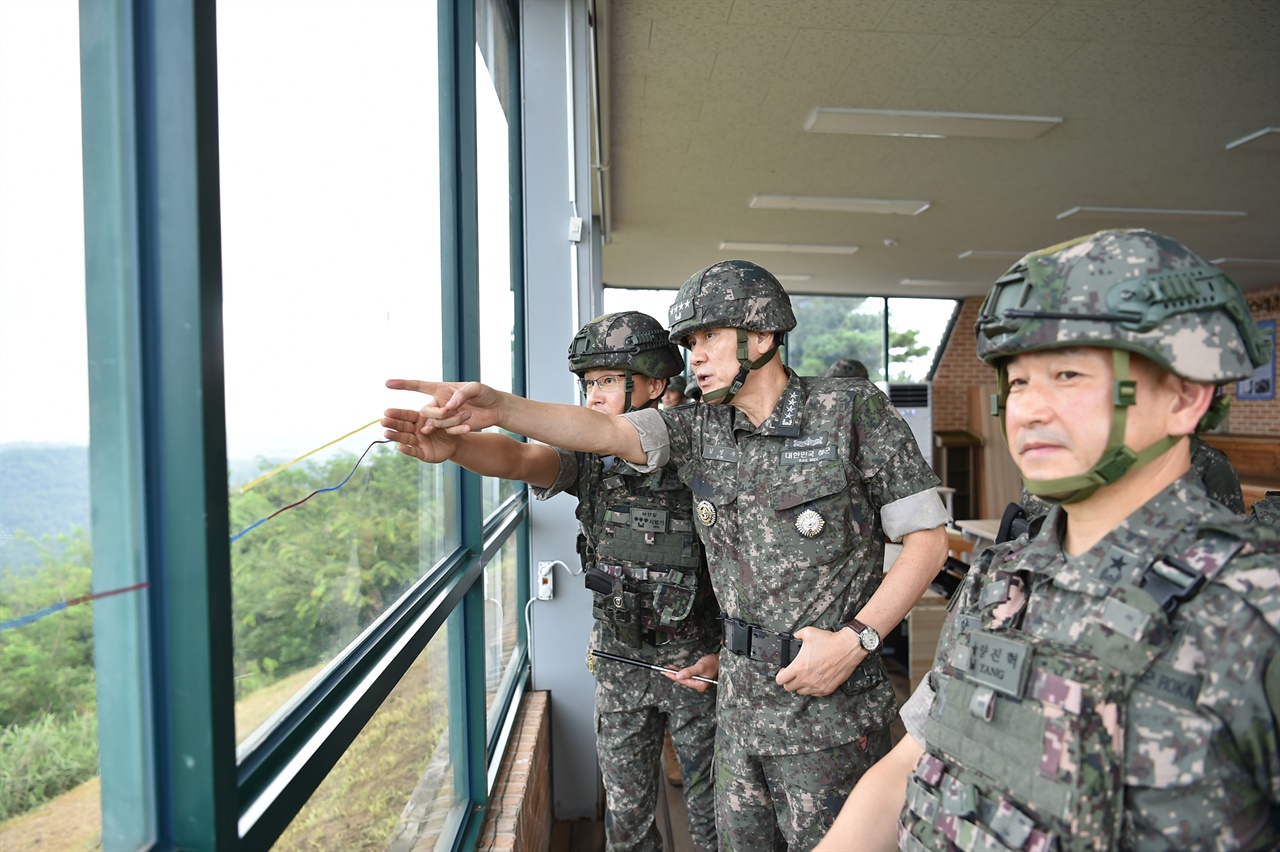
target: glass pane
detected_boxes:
[0,0,99,838]
[476,34,520,518]
[272,627,460,851]
[216,0,447,746]
[787,295,887,382]
[601,287,691,386]
[887,298,958,383]
[483,536,520,730]
[602,288,681,325]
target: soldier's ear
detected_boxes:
[750,330,777,355]
[1166,378,1214,437]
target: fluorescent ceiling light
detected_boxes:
[1057,206,1247,223]
[719,241,859,255]
[775,273,813,282]
[805,107,1062,140]
[750,194,930,216]
[1210,257,1280,266]
[1225,127,1280,151]
[958,249,1028,260]
[899,278,959,287]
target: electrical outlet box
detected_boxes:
[537,561,555,601]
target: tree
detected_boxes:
[228,446,440,697]
[787,296,935,382]
[0,530,95,727]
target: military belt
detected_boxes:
[720,614,800,667]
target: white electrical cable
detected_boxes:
[524,559,583,639]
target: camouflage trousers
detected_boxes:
[715,723,892,851]
[597,690,718,852]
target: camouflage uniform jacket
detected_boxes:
[534,447,720,713]
[627,373,943,754]
[1251,492,1280,529]
[906,474,1280,850]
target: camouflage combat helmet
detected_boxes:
[567,311,684,413]
[667,260,797,403]
[977,229,1270,504]
[667,374,688,396]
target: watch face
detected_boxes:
[861,629,881,652]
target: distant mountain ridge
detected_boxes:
[0,443,91,570]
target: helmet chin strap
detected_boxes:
[624,373,668,413]
[999,349,1183,505]
[701,329,781,405]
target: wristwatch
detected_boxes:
[845,617,881,653]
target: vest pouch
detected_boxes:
[597,506,702,570]
[588,568,643,648]
[601,576,642,648]
[646,575,697,628]
[911,633,1129,852]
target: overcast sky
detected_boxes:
[0,1,87,448]
[0,1,488,471]
[1,1,949,468]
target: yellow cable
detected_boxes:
[238,418,382,494]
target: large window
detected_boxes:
[23,1,532,849]
[603,287,959,386]
[0,0,97,841]
[217,0,450,748]
[477,1,522,519]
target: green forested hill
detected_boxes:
[0,444,90,570]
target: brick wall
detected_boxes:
[1221,284,1280,437]
[477,691,551,852]
[931,297,993,433]
[931,286,1280,439]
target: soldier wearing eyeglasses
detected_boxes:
[385,312,719,852]
[385,262,951,850]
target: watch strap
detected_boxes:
[847,617,871,635]
[845,617,880,652]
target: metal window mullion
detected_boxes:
[140,1,238,848]
[80,1,238,849]
[439,1,489,849]
[79,1,155,846]
[236,555,482,849]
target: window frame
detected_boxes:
[80,1,529,849]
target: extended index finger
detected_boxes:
[386,378,443,397]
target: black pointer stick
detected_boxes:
[590,649,718,685]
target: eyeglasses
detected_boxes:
[579,373,627,393]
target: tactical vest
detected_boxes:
[901,530,1248,852]
[576,453,710,649]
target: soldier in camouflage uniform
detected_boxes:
[385,312,719,852]
[817,229,1280,851]
[663,374,690,408]
[823,358,870,380]
[386,260,951,850]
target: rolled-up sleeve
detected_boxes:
[618,408,671,472]
[881,489,951,542]
[899,679,934,746]
[530,446,579,501]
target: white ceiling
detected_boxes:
[594,0,1280,300]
